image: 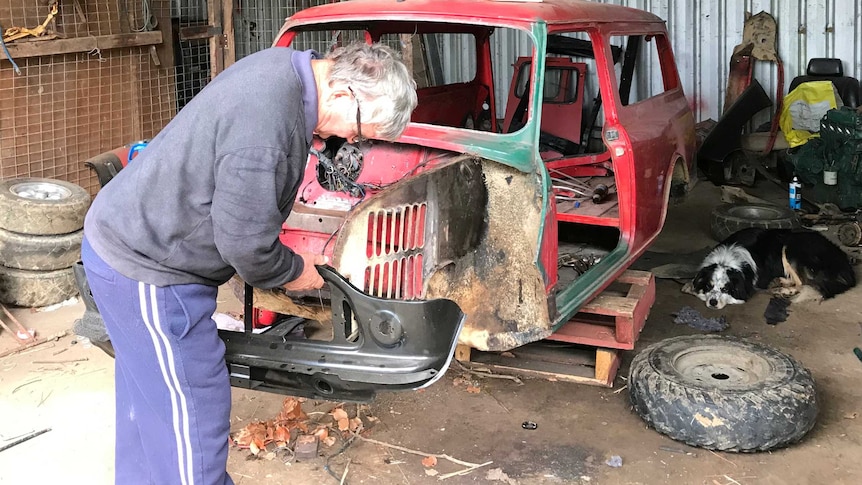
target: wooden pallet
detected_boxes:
[456,269,655,388]
[548,270,655,350]
[465,342,620,387]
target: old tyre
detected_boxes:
[0,266,79,307]
[628,335,817,452]
[0,178,90,235]
[710,204,800,241]
[0,227,83,270]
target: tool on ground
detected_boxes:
[0,303,36,345]
[0,428,51,453]
[592,184,609,203]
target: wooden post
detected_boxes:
[454,344,471,362]
[400,34,413,75]
[208,0,225,77]
[130,60,142,140]
[594,348,618,385]
[222,0,236,69]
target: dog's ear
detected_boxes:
[691,265,715,292]
[726,267,756,301]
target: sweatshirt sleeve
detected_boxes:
[211,146,304,289]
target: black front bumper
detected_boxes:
[220,266,465,402]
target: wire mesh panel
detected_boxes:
[0,0,178,193]
[173,0,210,110]
[233,0,327,60]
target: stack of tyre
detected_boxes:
[0,178,91,308]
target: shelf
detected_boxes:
[1,32,163,61]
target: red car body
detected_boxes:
[265,0,696,352]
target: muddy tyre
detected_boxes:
[628,335,817,452]
[710,204,800,241]
[0,227,83,270]
[0,178,90,235]
[0,266,79,307]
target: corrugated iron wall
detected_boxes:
[233,0,328,60]
[231,0,860,127]
[598,0,862,124]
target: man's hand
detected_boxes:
[283,253,330,291]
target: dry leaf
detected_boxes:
[425,469,439,477]
[348,417,363,432]
[249,439,262,456]
[273,425,289,444]
[313,427,329,440]
[331,408,349,421]
[421,456,438,468]
[366,415,379,423]
[466,385,481,394]
[278,397,307,422]
[338,418,350,431]
[323,436,337,447]
[232,422,268,448]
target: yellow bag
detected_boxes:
[780,80,840,147]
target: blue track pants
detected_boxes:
[82,238,234,485]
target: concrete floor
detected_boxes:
[1,179,862,485]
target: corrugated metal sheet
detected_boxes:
[235,0,862,124]
[234,0,330,60]
[612,0,862,123]
[433,0,862,124]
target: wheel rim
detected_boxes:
[726,205,784,221]
[671,345,774,391]
[10,182,72,201]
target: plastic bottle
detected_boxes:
[789,177,802,210]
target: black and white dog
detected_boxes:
[686,227,856,309]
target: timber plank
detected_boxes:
[1,32,163,60]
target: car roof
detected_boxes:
[287,0,664,27]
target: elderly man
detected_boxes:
[82,43,416,484]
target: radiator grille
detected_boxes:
[364,204,426,299]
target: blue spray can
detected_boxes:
[789,177,802,210]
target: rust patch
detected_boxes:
[426,162,552,351]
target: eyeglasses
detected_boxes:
[348,86,367,143]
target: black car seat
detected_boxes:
[84,152,124,188]
[788,58,860,108]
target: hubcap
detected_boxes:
[672,346,773,391]
[10,182,71,200]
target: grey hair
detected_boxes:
[325,42,418,140]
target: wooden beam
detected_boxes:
[179,25,222,41]
[0,32,163,60]
[153,14,176,70]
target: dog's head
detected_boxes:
[689,245,758,309]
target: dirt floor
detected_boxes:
[2,178,862,485]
